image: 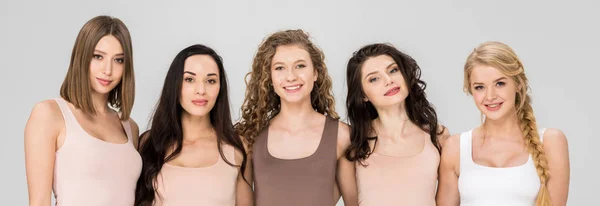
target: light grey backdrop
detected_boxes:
[1,0,597,205]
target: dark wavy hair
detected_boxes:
[344,43,443,166]
[135,44,248,206]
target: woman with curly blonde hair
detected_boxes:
[436,41,570,206]
[235,29,356,206]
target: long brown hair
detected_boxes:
[60,15,135,120]
[464,41,551,205]
[235,29,338,151]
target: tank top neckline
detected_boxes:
[265,115,332,161]
[464,129,533,170]
[56,98,131,146]
[368,134,428,158]
[163,144,234,170]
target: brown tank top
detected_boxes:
[253,115,338,206]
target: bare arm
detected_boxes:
[25,100,62,206]
[336,122,358,206]
[236,138,254,206]
[543,128,570,206]
[435,134,461,206]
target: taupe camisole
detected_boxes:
[253,115,338,206]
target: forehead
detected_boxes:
[361,55,396,76]
[183,55,219,74]
[272,44,311,64]
[95,35,123,53]
[470,65,509,83]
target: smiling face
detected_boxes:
[269,44,318,104]
[360,55,409,109]
[469,65,520,121]
[179,55,221,117]
[88,35,125,95]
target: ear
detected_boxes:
[363,96,369,102]
[313,68,318,82]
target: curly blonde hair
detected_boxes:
[235,29,338,151]
[464,41,551,205]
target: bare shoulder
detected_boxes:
[336,121,351,147]
[542,128,569,153]
[437,124,451,147]
[29,99,63,128]
[25,99,64,141]
[440,133,462,174]
[442,133,461,155]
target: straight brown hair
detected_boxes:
[60,15,135,120]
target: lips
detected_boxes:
[484,102,503,111]
[283,84,302,93]
[192,99,208,106]
[384,87,400,96]
[96,77,112,86]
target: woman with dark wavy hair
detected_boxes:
[344,43,448,206]
[135,44,252,206]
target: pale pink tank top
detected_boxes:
[53,98,142,206]
[153,144,239,206]
[356,134,439,206]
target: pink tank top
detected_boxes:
[153,144,239,206]
[53,98,142,206]
[356,135,439,206]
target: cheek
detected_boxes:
[472,92,485,104]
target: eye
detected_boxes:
[93,54,103,60]
[474,85,484,90]
[496,81,505,87]
[207,79,217,84]
[389,67,399,73]
[184,77,194,83]
[296,64,306,69]
[369,77,379,83]
[114,58,124,64]
[274,66,284,71]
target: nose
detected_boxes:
[285,68,297,82]
[383,74,394,87]
[195,82,206,95]
[485,86,497,101]
[102,59,113,76]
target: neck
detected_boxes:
[91,91,110,115]
[276,98,321,130]
[373,102,412,140]
[482,110,522,140]
[181,112,215,141]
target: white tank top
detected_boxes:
[458,128,545,206]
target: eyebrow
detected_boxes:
[472,77,508,85]
[272,59,307,67]
[184,71,218,77]
[94,50,124,56]
[364,62,397,80]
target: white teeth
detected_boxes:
[488,104,499,108]
[285,85,300,90]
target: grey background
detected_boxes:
[1,0,597,205]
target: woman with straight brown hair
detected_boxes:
[436,41,570,206]
[24,15,141,206]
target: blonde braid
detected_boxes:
[517,93,552,205]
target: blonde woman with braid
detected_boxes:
[436,41,570,206]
